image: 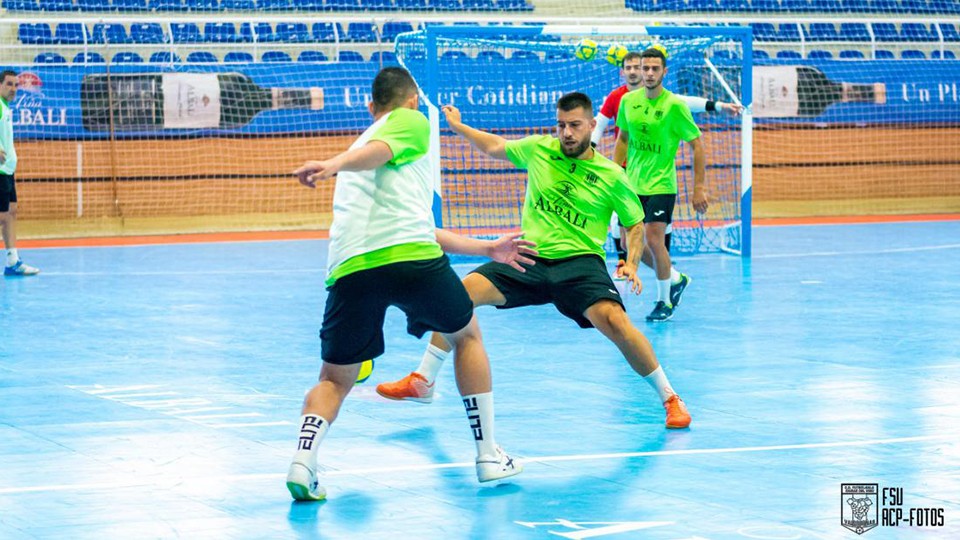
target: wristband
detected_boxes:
[705,100,717,112]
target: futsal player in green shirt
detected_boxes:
[614,47,707,322]
[378,92,692,430]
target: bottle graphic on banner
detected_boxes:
[753,66,886,118]
[81,72,324,131]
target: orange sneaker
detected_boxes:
[664,395,691,429]
[376,372,435,403]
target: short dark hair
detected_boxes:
[557,92,593,114]
[640,47,667,67]
[371,67,418,113]
[622,51,643,65]
[0,70,17,83]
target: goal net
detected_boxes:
[396,24,750,255]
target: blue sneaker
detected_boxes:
[645,301,674,322]
[670,273,691,307]
[4,260,40,277]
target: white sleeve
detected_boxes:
[591,112,611,145]
[678,94,708,113]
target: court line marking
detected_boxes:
[752,243,960,260]
[0,433,952,496]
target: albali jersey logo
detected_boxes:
[841,484,879,535]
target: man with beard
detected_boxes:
[377,92,692,430]
[614,47,707,323]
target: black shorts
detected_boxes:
[319,255,473,365]
[0,174,16,213]
[639,194,676,225]
[470,254,624,329]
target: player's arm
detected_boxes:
[294,141,393,188]
[613,129,629,167]
[689,136,708,214]
[677,95,744,116]
[435,229,538,272]
[591,112,612,146]
[441,104,508,161]
[620,223,645,294]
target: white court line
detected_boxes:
[103,392,180,400]
[39,268,323,277]
[205,421,292,428]
[753,243,960,260]
[183,413,264,420]
[73,385,163,395]
[0,433,952,496]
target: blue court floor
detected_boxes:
[2,220,959,539]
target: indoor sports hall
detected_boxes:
[2,0,959,538]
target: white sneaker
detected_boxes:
[476,446,522,483]
[286,462,326,501]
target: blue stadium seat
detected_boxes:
[19,24,54,45]
[872,23,900,42]
[713,50,740,61]
[338,50,365,62]
[261,50,292,62]
[113,0,146,10]
[776,50,802,59]
[223,51,254,62]
[205,23,239,43]
[839,50,865,58]
[753,49,770,59]
[76,0,107,8]
[345,22,378,42]
[396,0,428,9]
[874,49,895,59]
[55,23,86,44]
[130,23,166,44]
[312,23,345,42]
[381,22,414,42]
[184,0,219,9]
[360,0,395,9]
[476,50,505,62]
[901,49,926,59]
[2,0,40,10]
[151,0,183,10]
[221,0,254,7]
[868,0,900,11]
[290,0,322,8]
[171,23,203,43]
[808,49,833,59]
[751,23,778,41]
[275,22,311,42]
[750,0,781,11]
[778,24,801,41]
[901,23,936,41]
[462,0,494,9]
[441,50,470,63]
[89,23,130,44]
[839,23,870,41]
[931,50,956,59]
[510,50,539,62]
[298,50,328,62]
[186,51,218,62]
[433,0,462,10]
[370,51,398,64]
[809,0,842,11]
[258,0,290,9]
[780,0,809,10]
[497,0,532,9]
[73,51,106,63]
[38,0,75,10]
[940,24,960,42]
[240,22,275,42]
[34,52,67,64]
[545,50,574,61]
[112,51,144,63]
[326,0,359,8]
[808,23,839,41]
[899,0,929,11]
[149,51,181,63]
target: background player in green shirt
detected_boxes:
[614,47,706,323]
[378,92,692,430]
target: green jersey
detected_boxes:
[616,88,701,195]
[504,135,644,259]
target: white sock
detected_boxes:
[657,279,672,304]
[292,414,330,471]
[670,266,682,284]
[414,343,448,384]
[462,392,497,458]
[6,249,18,266]
[643,366,676,403]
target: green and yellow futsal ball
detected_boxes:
[606,43,629,66]
[355,359,374,384]
[574,39,599,61]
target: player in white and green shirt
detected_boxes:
[614,47,706,322]
[378,92,692,430]
[286,67,526,502]
[1,69,39,277]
